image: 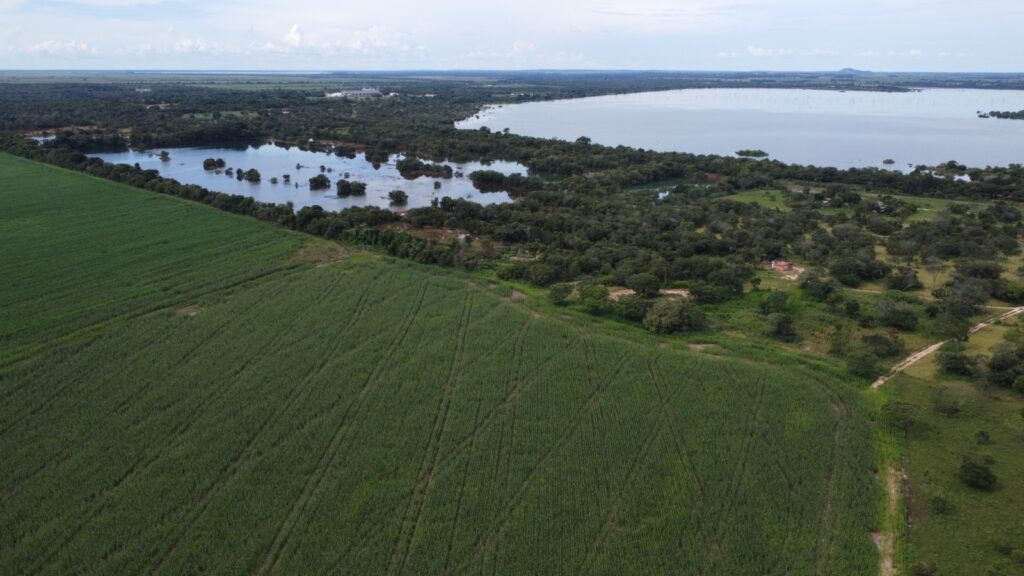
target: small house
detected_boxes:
[771,260,795,272]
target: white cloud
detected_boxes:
[283,24,302,48]
[859,49,925,58]
[23,39,94,55]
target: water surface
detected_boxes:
[94,144,526,211]
[458,88,1024,169]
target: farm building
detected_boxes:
[771,260,795,272]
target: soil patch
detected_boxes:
[292,242,347,268]
[175,304,202,318]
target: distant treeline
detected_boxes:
[984,110,1024,120]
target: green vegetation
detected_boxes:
[0,153,882,574]
[888,319,1024,575]
[736,149,769,158]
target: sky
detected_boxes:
[0,0,1021,72]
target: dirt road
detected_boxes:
[871,306,1024,389]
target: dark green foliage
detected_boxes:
[875,298,919,331]
[959,454,997,490]
[388,189,409,205]
[937,340,974,377]
[578,283,610,312]
[643,299,707,334]
[986,344,1024,389]
[626,273,660,298]
[883,401,921,433]
[885,266,923,291]
[862,333,905,358]
[759,291,789,315]
[932,387,965,416]
[202,157,226,170]
[614,294,653,322]
[766,313,797,340]
[308,173,330,190]
[547,283,572,305]
[846,349,881,379]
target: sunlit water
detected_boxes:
[458,88,1024,169]
[93,144,526,211]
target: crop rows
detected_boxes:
[0,154,878,575]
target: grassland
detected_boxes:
[0,153,880,575]
[887,319,1024,575]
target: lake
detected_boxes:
[93,144,526,211]
[457,88,1024,170]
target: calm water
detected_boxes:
[94,144,526,211]
[458,88,1024,169]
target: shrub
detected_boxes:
[547,283,572,306]
[846,349,881,379]
[759,291,788,315]
[626,273,660,298]
[643,299,707,334]
[959,454,997,490]
[937,342,976,377]
[616,295,653,322]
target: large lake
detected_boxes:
[458,88,1024,169]
[94,144,526,211]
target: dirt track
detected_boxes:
[871,306,1024,389]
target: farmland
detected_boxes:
[0,153,879,574]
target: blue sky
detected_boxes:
[1,0,1021,71]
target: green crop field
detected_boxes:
[0,154,879,575]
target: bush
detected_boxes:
[309,174,331,191]
[937,341,976,377]
[579,284,610,313]
[882,401,920,433]
[626,273,660,298]
[615,295,653,322]
[932,387,964,416]
[766,313,797,340]
[389,190,409,205]
[547,283,572,306]
[959,454,997,490]
[930,493,953,515]
[846,350,881,379]
[862,333,905,357]
[643,299,707,334]
[875,298,919,331]
[759,291,788,315]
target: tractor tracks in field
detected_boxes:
[149,270,383,574]
[27,274,310,574]
[255,279,433,576]
[387,294,475,576]
[459,346,638,574]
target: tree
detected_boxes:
[159,150,170,162]
[243,168,261,183]
[875,299,918,331]
[924,256,946,285]
[579,284,610,313]
[766,312,796,340]
[846,349,880,379]
[937,341,975,376]
[389,190,408,205]
[959,454,997,490]
[627,273,660,298]
[643,299,706,334]
[759,291,788,315]
[882,401,921,433]
[309,174,330,191]
[548,283,572,306]
[615,294,653,322]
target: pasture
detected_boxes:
[0,154,879,575]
